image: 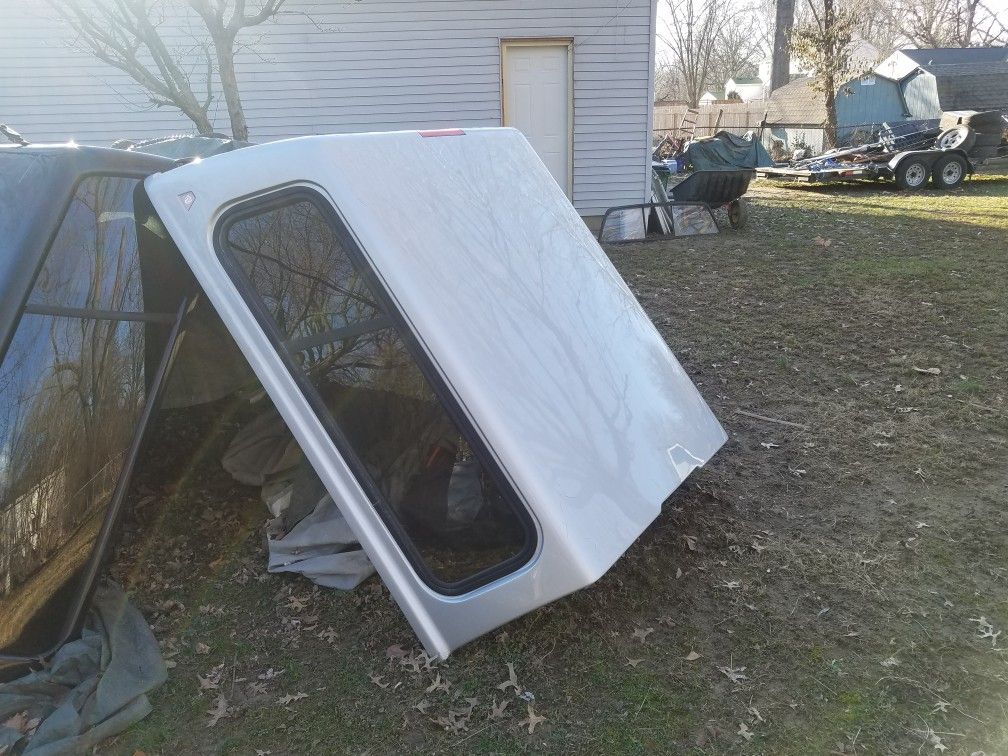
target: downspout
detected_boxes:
[645,0,658,204]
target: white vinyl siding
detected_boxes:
[1,0,655,216]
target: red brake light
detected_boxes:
[419,128,466,138]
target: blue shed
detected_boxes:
[835,73,909,142]
[767,47,1008,149]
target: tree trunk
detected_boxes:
[179,98,215,135]
[214,42,249,141]
[823,81,838,148]
[822,0,838,148]
[770,0,795,92]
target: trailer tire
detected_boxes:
[937,126,976,152]
[931,153,968,190]
[894,158,930,190]
[727,198,747,229]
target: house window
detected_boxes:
[0,176,152,655]
[217,192,533,591]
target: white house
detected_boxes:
[724,76,764,102]
[0,1,659,220]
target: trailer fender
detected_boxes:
[888,149,973,174]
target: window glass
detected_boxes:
[0,175,148,656]
[0,315,145,653]
[28,175,143,312]
[222,197,529,586]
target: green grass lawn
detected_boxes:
[105,174,1008,755]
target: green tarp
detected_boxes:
[684,131,773,171]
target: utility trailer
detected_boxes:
[757,112,1007,191]
[757,147,980,190]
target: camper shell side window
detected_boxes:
[215,189,536,594]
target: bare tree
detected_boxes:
[894,0,1007,46]
[660,0,766,106]
[709,11,765,89]
[48,0,286,140]
[855,0,905,57]
[791,0,858,147]
[660,0,725,106]
[654,56,684,102]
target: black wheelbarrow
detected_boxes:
[598,169,753,243]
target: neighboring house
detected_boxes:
[699,91,718,105]
[725,76,764,102]
[0,1,660,220]
[764,77,829,152]
[765,47,1008,149]
[757,36,880,91]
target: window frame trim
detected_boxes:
[0,170,177,362]
[214,187,537,597]
[0,298,189,671]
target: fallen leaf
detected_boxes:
[2,711,37,735]
[198,674,220,690]
[489,698,510,720]
[913,366,941,375]
[425,673,450,694]
[276,692,308,706]
[496,662,520,694]
[684,650,702,661]
[317,627,339,644]
[385,644,408,661]
[632,627,654,643]
[368,673,389,689]
[880,656,900,668]
[285,594,309,612]
[682,535,698,551]
[195,642,211,655]
[718,665,747,684]
[626,658,644,668]
[738,721,754,741]
[518,704,546,734]
[206,694,230,728]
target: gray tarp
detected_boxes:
[222,408,376,590]
[0,584,165,755]
[684,131,773,171]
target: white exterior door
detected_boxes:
[502,41,571,197]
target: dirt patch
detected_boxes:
[104,176,1008,755]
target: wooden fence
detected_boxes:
[654,102,771,137]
